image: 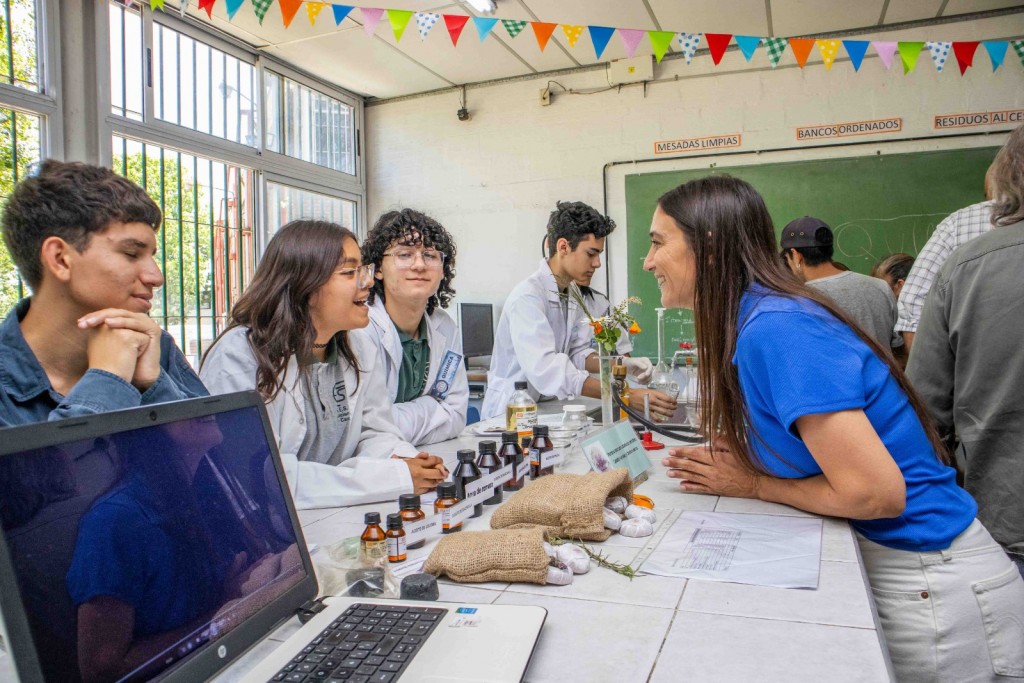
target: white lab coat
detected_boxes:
[350,299,468,446]
[482,259,595,418]
[199,326,417,510]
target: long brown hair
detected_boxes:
[656,175,950,472]
[203,220,361,401]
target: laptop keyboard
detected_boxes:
[270,603,449,683]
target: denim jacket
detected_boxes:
[0,299,208,428]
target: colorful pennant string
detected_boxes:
[734,35,761,62]
[678,33,701,64]
[168,4,1022,77]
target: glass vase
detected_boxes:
[598,352,618,426]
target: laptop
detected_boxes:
[0,392,546,683]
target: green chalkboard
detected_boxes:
[624,147,999,360]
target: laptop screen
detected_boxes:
[0,403,308,683]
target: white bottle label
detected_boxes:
[387,535,407,559]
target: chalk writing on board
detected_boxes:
[832,213,950,261]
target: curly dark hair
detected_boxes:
[362,209,456,315]
[545,201,616,258]
[1,159,162,289]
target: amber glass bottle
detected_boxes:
[398,493,426,549]
[386,513,407,563]
[434,482,462,534]
[360,512,387,561]
[499,430,525,492]
[530,425,554,478]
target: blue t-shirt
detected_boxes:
[66,473,228,637]
[734,286,976,551]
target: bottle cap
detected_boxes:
[436,481,457,498]
[457,449,476,462]
[386,513,404,529]
[522,437,532,448]
[533,425,549,436]
[398,493,421,510]
[501,430,519,442]
[364,512,381,525]
[478,440,496,454]
[514,380,528,390]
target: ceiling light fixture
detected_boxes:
[465,0,496,14]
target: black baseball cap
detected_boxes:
[780,216,834,249]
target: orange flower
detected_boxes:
[591,321,603,334]
[628,321,641,334]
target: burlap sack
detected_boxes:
[489,468,634,542]
[423,527,549,585]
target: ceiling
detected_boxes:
[184,0,1024,100]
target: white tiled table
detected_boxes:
[215,412,894,683]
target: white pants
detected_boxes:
[857,520,1024,682]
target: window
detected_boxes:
[266,181,356,236]
[153,23,257,146]
[0,106,40,312]
[113,136,255,368]
[108,1,144,120]
[265,71,356,175]
[0,0,40,91]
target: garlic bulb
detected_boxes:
[546,560,574,586]
[604,496,628,514]
[619,518,654,537]
[603,507,622,531]
[625,505,657,524]
[543,542,557,559]
[555,544,591,575]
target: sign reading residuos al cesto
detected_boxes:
[934,109,1024,129]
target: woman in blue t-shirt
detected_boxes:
[646,175,1024,681]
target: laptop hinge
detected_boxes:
[296,597,330,624]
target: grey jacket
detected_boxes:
[907,220,1024,555]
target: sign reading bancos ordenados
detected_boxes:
[795,117,904,141]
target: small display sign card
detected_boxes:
[580,420,651,483]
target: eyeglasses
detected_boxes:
[382,249,446,269]
[338,263,375,288]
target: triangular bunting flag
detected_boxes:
[224,0,245,19]
[927,41,951,72]
[764,37,786,67]
[588,26,615,60]
[502,19,528,39]
[443,14,469,46]
[649,31,675,63]
[150,0,165,10]
[873,41,898,70]
[842,40,870,71]
[562,25,585,48]
[953,41,980,76]
[530,22,557,51]
[251,0,273,24]
[414,12,439,40]
[361,8,385,36]
[734,35,761,62]
[198,0,216,19]
[898,41,925,74]
[1013,40,1024,67]
[388,10,413,41]
[704,33,733,65]
[789,38,816,68]
[619,28,645,59]
[331,4,353,26]
[306,2,326,25]
[678,33,701,64]
[983,41,1008,71]
[473,17,498,42]
[817,39,840,70]
[279,0,302,27]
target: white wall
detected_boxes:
[366,16,1024,334]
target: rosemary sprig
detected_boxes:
[550,537,638,580]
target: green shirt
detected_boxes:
[395,317,430,403]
